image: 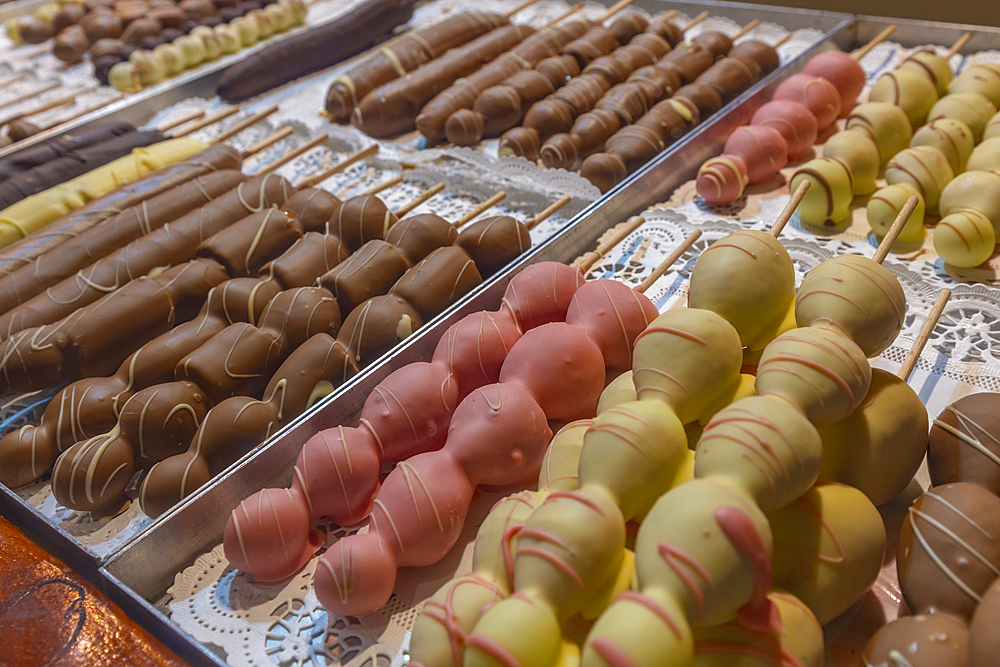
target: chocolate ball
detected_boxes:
[647,16,683,47]
[89,37,126,60]
[674,83,723,118]
[445,109,485,147]
[53,24,90,63]
[584,54,630,87]
[149,6,185,28]
[81,9,123,41]
[121,18,161,45]
[699,57,761,103]
[83,0,116,11]
[692,31,733,58]
[569,108,621,155]
[535,54,579,86]
[115,2,150,25]
[53,4,87,33]
[898,482,1000,620]
[580,152,628,193]
[18,18,55,44]
[607,13,647,45]
[928,393,1000,494]
[729,40,781,75]
[659,44,715,84]
[607,124,664,172]
[595,82,649,124]
[160,26,182,42]
[498,127,540,160]
[93,54,122,84]
[627,65,681,104]
[472,86,520,137]
[863,614,969,667]
[180,0,216,19]
[523,98,576,141]
[5,119,42,143]
[540,133,580,169]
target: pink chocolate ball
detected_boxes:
[803,50,866,116]
[224,487,319,581]
[501,261,585,332]
[751,100,819,160]
[565,279,659,372]
[723,125,789,184]
[774,73,843,131]
[697,154,750,206]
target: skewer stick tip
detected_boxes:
[362,174,404,197]
[853,24,896,61]
[683,10,710,32]
[639,229,702,293]
[771,179,810,237]
[733,19,760,40]
[212,104,280,144]
[598,0,637,23]
[897,288,951,381]
[580,215,647,273]
[298,143,378,188]
[945,31,973,59]
[772,32,793,48]
[258,132,329,176]
[527,195,571,231]
[171,105,240,137]
[456,192,507,227]
[156,108,206,134]
[544,2,584,29]
[872,195,918,264]
[505,0,543,19]
[243,125,294,158]
[394,182,446,217]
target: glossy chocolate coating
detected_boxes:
[523,99,577,142]
[504,69,557,110]
[692,31,733,58]
[283,187,343,235]
[674,82,724,118]
[333,194,396,252]
[5,120,41,143]
[970,577,1000,667]
[928,393,1000,494]
[570,107,622,154]
[607,14,647,46]
[627,65,681,104]
[337,294,422,365]
[596,82,650,124]
[261,233,347,288]
[81,9,123,41]
[320,240,411,315]
[53,25,90,64]
[658,43,716,84]
[584,54,631,87]
[498,126,541,159]
[384,213,457,264]
[898,482,1000,620]
[535,54,580,85]
[90,37,128,60]
[540,132,580,169]
[728,40,780,75]
[863,613,969,667]
[455,215,530,277]
[197,209,301,278]
[646,15,683,47]
[392,246,481,318]
[53,4,88,34]
[580,152,628,193]
[561,27,619,67]
[699,57,761,103]
[607,125,665,172]
[18,18,55,44]
[120,18,162,46]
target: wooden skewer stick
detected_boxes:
[639,230,703,293]
[772,32,793,48]
[212,104,279,144]
[3,84,97,122]
[156,109,206,134]
[579,216,646,273]
[336,168,376,196]
[733,19,760,40]
[395,182,446,217]
[945,31,973,59]
[771,180,811,237]
[171,106,240,137]
[526,195,571,231]
[873,195,918,264]
[36,94,124,131]
[683,11,710,33]
[0,74,25,87]
[363,175,404,196]
[299,144,380,188]
[598,0,637,23]
[258,133,329,175]
[505,0,543,19]
[0,81,60,112]
[543,2,584,29]
[456,192,507,226]
[853,25,896,61]
[897,288,951,381]
[243,126,294,158]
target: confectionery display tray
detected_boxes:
[4,6,999,667]
[0,0,850,571]
[0,0,373,159]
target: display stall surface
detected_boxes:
[0,0,840,563]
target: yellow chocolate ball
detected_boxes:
[949,63,1000,107]
[967,135,1000,172]
[789,157,854,226]
[935,209,996,268]
[885,145,954,213]
[928,92,998,142]
[756,327,872,424]
[597,371,636,413]
[867,183,926,244]
[823,130,880,196]
[846,102,913,167]
[795,254,906,358]
[985,110,1000,141]
[900,50,953,96]
[818,368,929,506]
[940,169,1000,233]
[869,68,939,127]
[910,117,975,173]
[768,481,886,624]
[688,230,795,351]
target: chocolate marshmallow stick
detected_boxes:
[297,144,380,188]
[257,133,330,175]
[897,288,950,381]
[852,25,897,61]
[211,105,281,144]
[243,126,294,158]
[171,106,240,138]
[394,182,445,217]
[156,110,207,134]
[0,81,60,112]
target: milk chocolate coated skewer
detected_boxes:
[0,184,398,489]
[325,11,510,123]
[0,174,293,340]
[0,145,244,275]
